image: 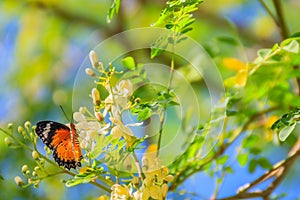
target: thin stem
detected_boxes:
[258,0,279,26]
[272,0,289,39]
[132,152,146,180]
[169,106,278,191]
[156,33,177,157]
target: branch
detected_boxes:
[26,0,106,29]
[272,0,289,39]
[218,137,300,200]
[169,107,278,191]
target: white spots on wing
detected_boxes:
[43,123,52,139]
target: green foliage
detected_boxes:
[107,0,121,23]
[151,0,203,58]
[2,0,300,199]
[272,107,300,141]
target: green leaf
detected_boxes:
[137,107,152,121]
[224,166,234,174]
[216,36,239,46]
[257,157,272,170]
[278,123,296,141]
[282,40,299,53]
[151,47,164,59]
[248,158,257,173]
[249,147,262,155]
[107,0,121,23]
[216,155,229,165]
[121,56,136,70]
[257,49,272,59]
[242,135,260,149]
[237,153,249,167]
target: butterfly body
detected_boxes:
[35,121,82,170]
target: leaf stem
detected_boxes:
[156,32,177,157]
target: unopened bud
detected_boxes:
[32,151,39,160]
[33,183,39,188]
[7,123,13,129]
[17,126,24,134]
[34,166,40,171]
[22,165,29,173]
[134,98,141,103]
[89,50,99,68]
[14,176,23,186]
[32,171,37,177]
[4,137,12,146]
[92,88,101,105]
[79,107,85,114]
[39,158,45,165]
[132,176,139,187]
[85,68,96,77]
[24,121,31,129]
[161,183,168,198]
[142,157,149,170]
[95,112,104,121]
[25,170,30,176]
[165,175,174,182]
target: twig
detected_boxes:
[169,107,278,191]
[132,152,146,180]
[218,138,300,200]
[272,0,289,39]
[258,0,279,27]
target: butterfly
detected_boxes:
[35,121,83,170]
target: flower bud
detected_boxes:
[165,175,174,182]
[32,151,39,160]
[7,123,13,129]
[60,179,67,183]
[161,183,168,198]
[134,98,141,103]
[24,121,31,129]
[32,171,37,177]
[17,126,24,134]
[39,158,45,165]
[142,157,149,171]
[89,50,99,68]
[92,88,101,105]
[34,183,39,188]
[25,170,30,176]
[85,68,96,77]
[97,195,109,200]
[79,107,85,114]
[132,176,139,187]
[95,112,104,121]
[14,176,23,186]
[34,166,40,171]
[22,165,29,173]
[4,137,12,146]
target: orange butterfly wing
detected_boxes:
[36,121,82,170]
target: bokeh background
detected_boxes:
[1,0,300,199]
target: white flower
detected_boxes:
[73,111,109,150]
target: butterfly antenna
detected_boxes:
[59,105,71,122]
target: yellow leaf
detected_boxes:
[222,58,245,71]
[224,63,248,88]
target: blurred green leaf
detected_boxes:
[257,157,272,170]
[278,123,296,141]
[237,153,248,167]
[248,159,257,173]
[216,155,229,165]
[121,57,136,70]
[107,0,121,23]
[282,40,299,53]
